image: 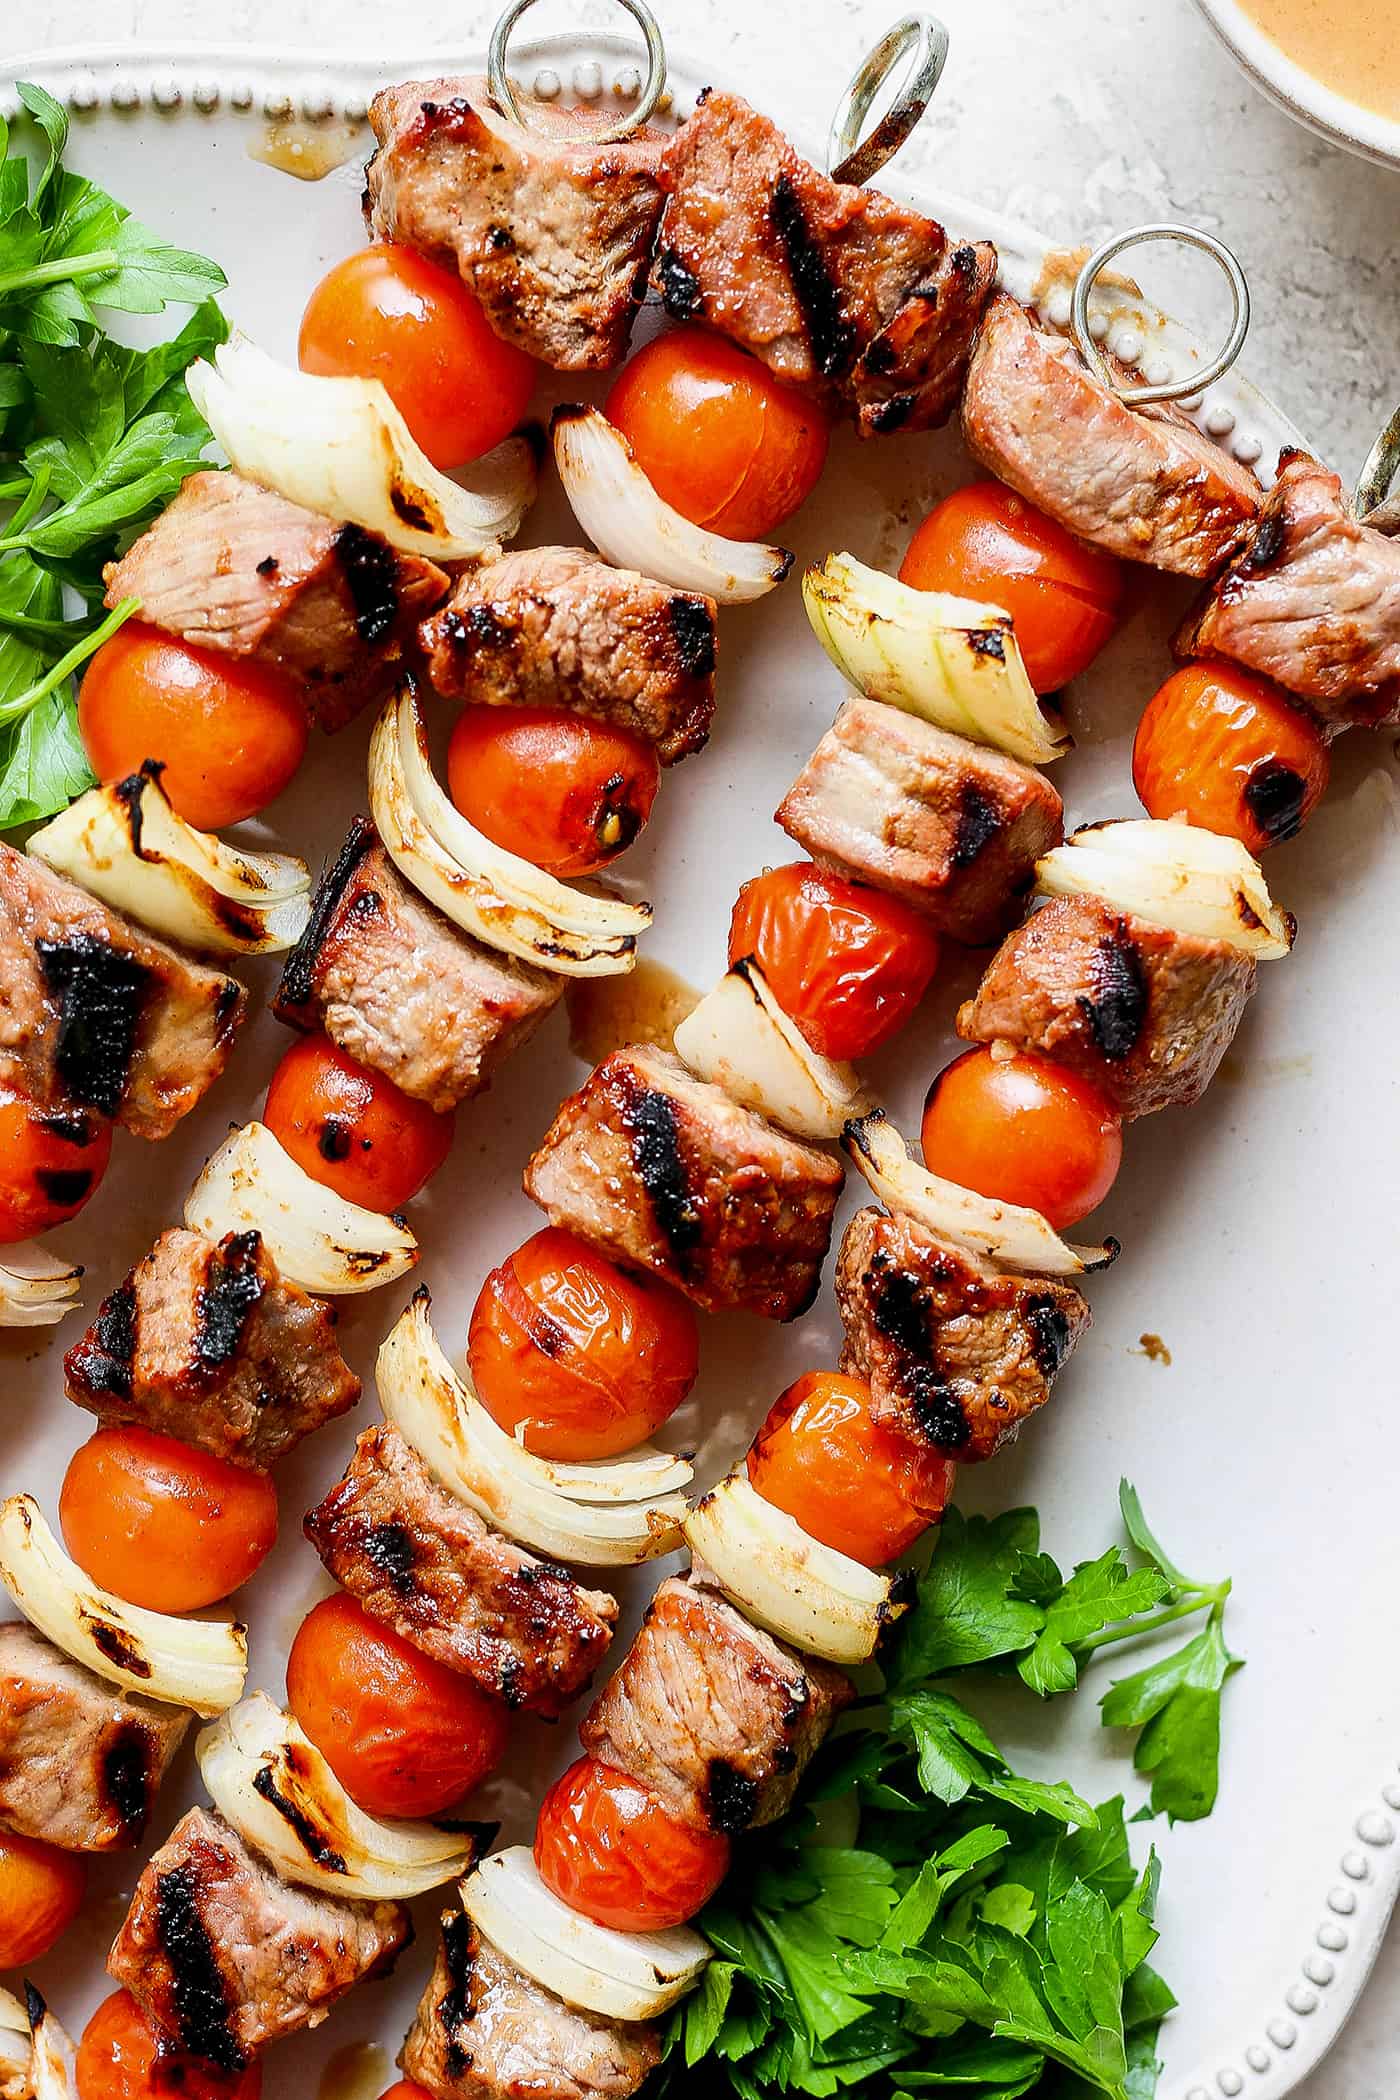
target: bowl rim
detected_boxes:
[1192,0,1400,169]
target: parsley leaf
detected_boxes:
[1100,1616,1241,1822]
[888,1509,1046,1685]
[1018,1553,1170,1698]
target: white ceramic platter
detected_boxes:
[1,28,1398,2100]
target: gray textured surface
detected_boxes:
[4,0,1400,2092]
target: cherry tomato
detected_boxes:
[76,1991,261,2100]
[299,244,536,470]
[535,1757,729,1931]
[729,861,941,1061]
[264,1033,453,1212]
[446,705,659,878]
[468,1226,698,1461]
[747,1370,954,1567]
[79,624,307,831]
[59,1427,277,1613]
[1133,660,1330,853]
[606,326,829,539]
[0,1097,111,1245]
[900,480,1124,693]
[376,2087,432,2100]
[0,1831,85,1968]
[921,1046,1122,1230]
[286,1594,509,1820]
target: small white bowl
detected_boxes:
[1193,0,1400,169]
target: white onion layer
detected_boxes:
[0,1246,81,1328]
[673,960,870,1139]
[1035,818,1294,959]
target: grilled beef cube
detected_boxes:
[1174,450,1400,728]
[305,1425,616,1716]
[836,1206,1089,1462]
[776,696,1063,945]
[419,546,717,765]
[654,92,996,435]
[103,472,448,734]
[108,1806,409,2069]
[276,821,562,1113]
[962,294,1261,578]
[581,1576,851,1835]
[0,843,244,1140]
[402,1913,660,2100]
[956,892,1256,1119]
[65,1226,360,1468]
[523,1043,843,1320]
[366,80,666,371]
[0,1623,189,1853]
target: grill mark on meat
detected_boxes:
[79,1279,137,1400]
[620,1081,702,1266]
[1244,759,1307,844]
[256,554,279,577]
[952,784,1002,867]
[867,391,917,433]
[278,818,377,1012]
[214,980,243,1048]
[101,1723,154,1843]
[1078,929,1148,1061]
[1025,1295,1073,1378]
[704,1761,760,1834]
[443,602,513,653]
[84,1616,152,1678]
[438,1908,475,2077]
[867,1257,972,1450]
[154,1862,245,2072]
[769,172,855,379]
[1242,506,1286,570]
[35,935,151,1116]
[364,1520,419,1595]
[193,1232,265,1372]
[668,595,718,678]
[252,1757,348,1874]
[909,1367,972,1450]
[334,523,402,643]
[35,1165,95,1206]
[655,247,703,319]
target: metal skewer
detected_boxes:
[487,0,667,142]
[1354,404,1400,528]
[1069,223,1251,409]
[828,13,948,185]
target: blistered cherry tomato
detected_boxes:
[446,705,659,878]
[286,1594,509,1820]
[79,624,307,831]
[76,1991,261,2100]
[60,1426,277,1613]
[264,1033,453,1211]
[729,861,941,1061]
[535,1757,729,1932]
[468,1226,698,1461]
[747,1369,954,1566]
[606,327,829,539]
[1133,660,1330,852]
[299,244,536,469]
[900,480,1124,693]
[0,1831,85,1968]
[921,1045,1122,1230]
[0,1097,111,1244]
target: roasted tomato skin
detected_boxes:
[76,1990,262,2100]
[900,480,1124,693]
[286,1593,509,1820]
[298,243,536,469]
[0,1830,86,1967]
[746,1369,955,1566]
[605,326,829,539]
[729,861,941,1061]
[534,1756,730,1931]
[1133,660,1330,852]
[263,1032,454,1211]
[446,704,660,877]
[921,1045,1123,1230]
[0,1097,111,1244]
[468,1226,699,1461]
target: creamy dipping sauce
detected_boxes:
[1235,0,1400,122]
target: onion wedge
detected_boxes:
[1035,818,1294,959]
[370,685,648,978]
[551,405,792,605]
[184,1121,418,1296]
[20,1994,75,2100]
[196,1693,480,1899]
[843,1111,1117,1276]
[0,1246,81,1328]
[673,958,870,1139]
[461,1848,710,2021]
[0,1496,246,1714]
[29,766,311,957]
[803,552,1070,765]
[377,1291,691,1566]
[0,1988,32,2100]
[187,335,535,560]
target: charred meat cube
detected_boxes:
[956,892,1257,1118]
[962,294,1261,578]
[836,1206,1089,1463]
[275,821,562,1113]
[0,1623,189,1853]
[775,696,1064,945]
[419,546,717,765]
[108,1806,410,2069]
[64,1226,360,1468]
[103,472,448,734]
[0,843,244,1140]
[580,1576,851,1835]
[305,1425,617,1717]
[1174,450,1400,727]
[654,91,996,435]
[523,1043,844,1321]
[366,80,666,371]
[402,1912,660,2100]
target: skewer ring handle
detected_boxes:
[1070,223,1251,409]
[488,0,667,144]
[1355,404,1400,523]
[828,14,949,186]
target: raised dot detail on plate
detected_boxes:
[1186,2088,1210,2100]
[1342,1850,1370,1880]
[1205,402,1237,436]
[1233,432,1264,464]
[1383,1782,1400,1810]
[573,62,604,100]
[532,68,562,100]
[1317,1921,1348,1951]
[1328,1886,1357,1914]
[1110,325,1143,364]
[264,90,293,120]
[1046,290,1072,328]
[343,93,369,122]
[614,66,642,99]
[110,80,141,110]
[1266,2019,1297,2049]
[1245,2046,1270,2074]
[1087,312,1109,342]
[1357,1811,1394,1845]
[151,78,182,111]
[1286,1985,1318,2016]
[1144,356,1172,386]
[69,75,100,111]
[1218,2072,1244,2097]
[1179,388,1205,412]
[302,88,336,123]
[192,80,220,112]
[1304,1954,1335,1986]
[230,83,255,111]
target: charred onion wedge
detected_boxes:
[1035,818,1294,959]
[673,959,871,1139]
[0,1246,82,1328]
